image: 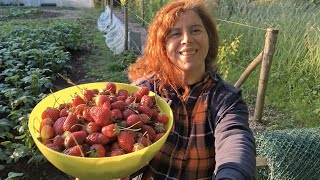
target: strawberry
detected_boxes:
[117,95,127,101]
[154,122,166,133]
[41,107,60,122]
[154,132,166,143]
[94,94,110,107]
[63,113,80,132]
[105,82,116,94]
[110,141,121,152]
[53,135,65,150]
[134,86,150,102]
[141,125,156,142]
[59,108,68,117]
[156,112,169,125]
[46,143,62,152]
[139,114,150,124]
[108,95,117,103]
[137,136,152,147]
[125,96,135,105]
[40,118,54,132]
[83,89,99,102]
[90,106,112,126]
[89,144,106,157]
[122,108,136,120]
[126,114,143,129]
[53,117,66,135]
[101,124,120,138]
[140,95,154,108]
[110,148,126,157]
[40,125,55,140]
[118,130,136,153]
[132,143,145,152]
[74,104,86,118]
[72,95,86,108]
[111,100,126,110]
[64,131,87,148]
[86,121,101,134]
[85,132,110,145]
[117,89,129,98]
[83,106,94,122]
[63,145,85,157]
[137,105,153,117]
[111,109,123,121]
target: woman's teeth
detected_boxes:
[180,50,196,56]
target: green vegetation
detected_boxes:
[213,0,320,128]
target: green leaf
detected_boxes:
[6,172,24,179]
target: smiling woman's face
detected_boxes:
[165,10,209,81]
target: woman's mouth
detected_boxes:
[180,50,197,56]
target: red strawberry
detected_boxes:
[41,107,60,122]
[74,104,86,117]
[108,95,117,103]
[94,94,110,107]
[133,143,145,152]
[137,136,152,147]
[90,106,112,126]
[89,144,106,157]
[111,100,126,110]
[59,108,68,117]
[139,114,150,124]
[110,141,121,152]
[134,86,150,102]
[83,107,94,122]
[85,132,110,145]
[141,125,156,142]
[72,95,86,108]
[40,125,55,140]
[156,112,169,125]
[117,95,127,101]
[154,122,166,133]
[63,113,80,132]
[110,148,126,157]
[118,130,136,153]
[111,109,123,121]
[63,145,84,157]
[122,108,136,120]
[105,82,116,94]
[46,143,61,152]
[53,117,67,135]
[53,135,65,150]
[154,132,166,143]
[101,124,120,138]
[83,89,99,102]
[117,89,129,98]
[86,121,101,134]
[137,105,153,117]
[125,96,135,105]
[126,114,143,129]
[64,131,87,148]
[140,95,154,108]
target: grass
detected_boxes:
[213,0,320,129]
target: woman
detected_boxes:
[128,0,256,179]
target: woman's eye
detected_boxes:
[170,32,180,37]
[192,29,201,33]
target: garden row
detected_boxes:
[0,21,88,170]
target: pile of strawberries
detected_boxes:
[38,82,169,157]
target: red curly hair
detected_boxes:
[128,0,219,98]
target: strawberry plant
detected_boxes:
[0,20,89,172]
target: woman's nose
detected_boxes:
[181,31,192,44]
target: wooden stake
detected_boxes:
[253,28,279,122]
[124,1,129,51]
[234,51,263,88]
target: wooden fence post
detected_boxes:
[124,0,129,51]
[141,0,145,26]
[110,0,113,24]
[253,28,279,122]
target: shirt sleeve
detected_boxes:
[214,97,256,180]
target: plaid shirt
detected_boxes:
[132,73,256,180]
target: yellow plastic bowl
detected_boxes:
[28,82,173,180]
